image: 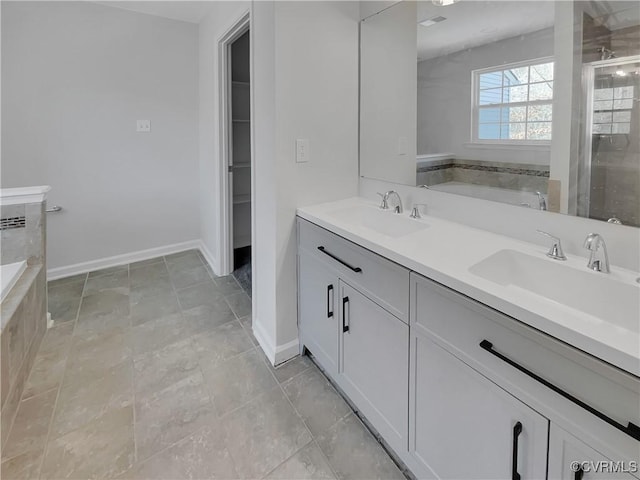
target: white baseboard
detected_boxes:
[253,318,276,364]
[274,338,300,365]
[197,241,220,276]
[47,240,202,280]
[253,316,299,366]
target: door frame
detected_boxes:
[218,11,250,275]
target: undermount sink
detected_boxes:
[469,249,640,334]
[327,205,428,238]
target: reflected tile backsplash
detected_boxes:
[416,158,549,193]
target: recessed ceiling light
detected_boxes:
[419,15,447,27]
[432,0,460,6]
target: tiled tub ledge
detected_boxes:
[0,186,51,207]
[416,158,550,193]
[0,265,48,449]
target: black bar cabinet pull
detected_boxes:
[512,421,522,480]
[317,246,362,273]
[342,297,349,333]
[327,285,334,318]
[480,340,640,441]
[575,466,584,480]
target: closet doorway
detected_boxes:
[220,15,252,296]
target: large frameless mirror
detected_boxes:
[360,0,640,227]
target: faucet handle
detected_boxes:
[535,192,547,211]
[376,192,389,210]
[583,233,601,251]
[410,203,426,219]
[583,233,610,273]
[536,230,567,261]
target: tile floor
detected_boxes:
[1,250,404,479]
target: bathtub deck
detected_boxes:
[0,250,401,480]
[0,261,28,307]
[0,265,41,332]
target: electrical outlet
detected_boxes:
[136,120,151,132]
[296,139,310,163]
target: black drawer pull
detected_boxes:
[317,246,362,273]
[327,284,334,318]
[342,296,349,333]
[480,340,640,441]
[512,422,522,480]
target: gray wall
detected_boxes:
[1,2,200,270]
[417,28,554,165]
[252,1,360,363]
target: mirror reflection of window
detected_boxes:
[593,83,635,135]
[475,60,554,142]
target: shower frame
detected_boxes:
[578,54,640,220]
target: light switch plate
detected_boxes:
[136,120,151,132]
[296,139,310,163]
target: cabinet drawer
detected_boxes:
[298,218,410,322]
[411,272,640,448]
[549,423,639,480]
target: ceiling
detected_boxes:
[416,0,640,62]
[93,1,215,24]
[417,1,555,61]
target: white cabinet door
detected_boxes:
[298,251,338,376]
[548,424,639,480]
[339,280,409,454]
[409,331,549,480]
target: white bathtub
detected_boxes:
[429,181,546,207]
[1,260,28,304]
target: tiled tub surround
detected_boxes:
[1,250,402,479]
[416,157,550,194]
[0,202,46,267]
[0,266,47,450]
[1,187,50,457]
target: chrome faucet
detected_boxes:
[376,192,389,210]
[409,203,426,219]
[536,230,566,260]
[584,233,610,273]
[377,191,403,214]
[535,192,547,211]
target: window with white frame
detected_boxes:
[473,59,554,143]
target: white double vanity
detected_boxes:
[296,197,639,480]
[307,0,640,476]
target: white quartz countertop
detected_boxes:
[297,197,640,377]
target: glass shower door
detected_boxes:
[583,56,640,226]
